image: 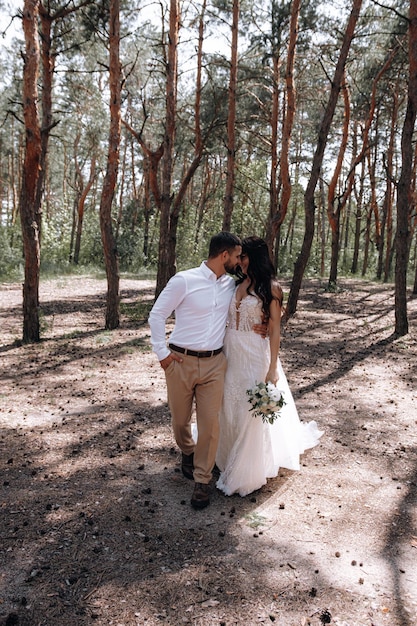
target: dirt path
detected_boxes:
[0,276,416,626]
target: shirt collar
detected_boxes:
[200,260,218,281]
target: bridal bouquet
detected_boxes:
[246,381,286,424]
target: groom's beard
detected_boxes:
[224,260,239,276]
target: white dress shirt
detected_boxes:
[148,261,236,361]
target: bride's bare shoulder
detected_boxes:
[271,280,283,305]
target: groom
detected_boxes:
[148,232,244,509]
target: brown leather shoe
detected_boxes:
[181,452,194,480]
[191,482,210,509]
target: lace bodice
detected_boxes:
[228,292,263,331]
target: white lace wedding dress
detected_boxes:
[216,291,323,497]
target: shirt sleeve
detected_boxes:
[148,274,186,361]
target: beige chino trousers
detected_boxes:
[164,350,227,484]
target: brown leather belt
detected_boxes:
[169,343,223,358]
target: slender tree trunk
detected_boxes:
[329,211,341,288]
[7,150,18,226]
[156,0,179,296]
[116,128,128,241]
[414,245,417,293]
[7,117,19,225]
[124,0,181,296]
[369,128,381,252]
[35,8,54,241]
[267,52,280,252]
[223,0,239,231]
[167,0,207,274]
[20,0,42,343]
[395,0,417,335]
[266,0,301,255]
[194,160,212,250]
[31,0,98,248]
[327,74,350,288]
[286,0,363,318]
[99,0,121,330]
[328,46,396,283]
[318,176,326,276]
[362,144,380,277]
[362,205,372,276]
[124,1,209,293]
[412,140,417,293]
[71,130,82,263]
[74,154,96,264]
[69,196,77,263]
[143,156,151,260]
[342,194,351,269]
[351,131,364,274]
[0,137,3,221]
[381,89,398,281]
[129,126,137,199]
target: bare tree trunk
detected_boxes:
[116,127,128,241]
[362,143,380,278]
[0,137,4,222]
[266,0,301,255]
[361,143,380,277]
[351,128,364,274]
[142,156,152,260]
[412,139,417,293]
[319,176,326,276]
[327,46,396,284]
[395,0,417,335]
[167,0,207,275]
[99,0,121,330]
[14,125,23,227]
[327,74,350,288]
[285,0,363,319]
[368,129,381,253]
[342,194,351,268]
[194,160,212,250]
[74,153,96,264]
[361,205,372,276]
[36,6,54,242]
[124,1,209,294]
[328,211,341,288]
[6,117,19,225]
[267,52,280,252]
[156,0,179,296]
[36,1,91,239]
[414,244,417,293]
[223,0,239,231]
[69,195,77,263]
[20,0,42,343]
[381,89,398,281]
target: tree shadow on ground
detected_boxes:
[382,454,417,626]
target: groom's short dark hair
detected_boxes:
[208,232,241,258]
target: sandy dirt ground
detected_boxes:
[0,275,416,626]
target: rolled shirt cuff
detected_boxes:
[154,345,171,361]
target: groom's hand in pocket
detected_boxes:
[160,352,183,370]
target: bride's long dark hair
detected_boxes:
[238,236,282,320]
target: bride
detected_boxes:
[216,236,323,497]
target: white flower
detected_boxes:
[246,381,286,424]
